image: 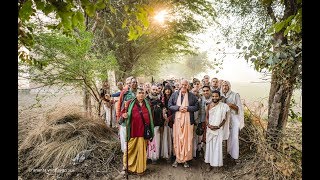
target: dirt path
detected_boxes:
[128,159,224,180]
[112,156,251,180]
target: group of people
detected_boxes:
[100,75,245,176]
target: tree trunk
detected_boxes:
[115,41,136,81]
[83,85,92,117]
[266,74,293,145]
[265,0,301,148]
[266,57,300,146]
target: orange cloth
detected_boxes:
[173,91,194,163]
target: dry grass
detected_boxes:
[18,113,121,179]
[231,105,302,180]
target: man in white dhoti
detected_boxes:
[220,80,244,162]
[204,90,230,172]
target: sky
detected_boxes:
[207,56,265,83]
[192,31,266,83]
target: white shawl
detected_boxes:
[206,102,230,142]
[220,81,245,130]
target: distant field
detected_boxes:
[231,82,302,118]
[18,82,302,120]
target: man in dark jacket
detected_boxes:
[146,85,164,164]
[168,79,199,168]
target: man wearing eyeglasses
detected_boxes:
[168,79,199,168]
[203,75,210,86]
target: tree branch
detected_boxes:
[266,4,277,23]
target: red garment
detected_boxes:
[130,101,151,138]
[116,86,130,121]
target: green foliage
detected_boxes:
[122,4,151,41]
[90,0,216,79]
[268,7,301,36]
[85,3,96,17]
[214,0,302,89]
[20,30,117,90]
[19,0,35,21]
[240,37,302,89]
[284,8,302,36]
[18,0,106,62]
[288,109,302,122]
[288,98,302,122]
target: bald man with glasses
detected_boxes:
[168,79,199,168]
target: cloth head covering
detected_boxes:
[220,80,244,130]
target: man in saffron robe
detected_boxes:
[168,79,199,168]
[121,87,155,175]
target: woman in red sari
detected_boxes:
[121,87,154,175]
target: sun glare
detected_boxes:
[154,10,168,24]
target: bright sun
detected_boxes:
[154,10,168,24]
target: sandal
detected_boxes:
[183,162,190,168]
[172,161,178,168]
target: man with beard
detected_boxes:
[220,80,244,163]
[204,90,230,172]
[146,85,164,164]
[118,77,138,154]
[198,85,212,158]
[210,77,220,93]
[168,79,199,168]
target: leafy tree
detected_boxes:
[18,0,220,116]
[18,30,117,116]
[18,0,151,65]
[87,0,217,80]
[18,0,218,81]
[213,0,301,144]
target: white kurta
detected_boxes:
[147,126,161,161]
[119,125,126,153]
[223,91,244,160]
[204,102,230,167]
[228,113,241,159]
[161,125,173,159]
[103,104,112,127]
